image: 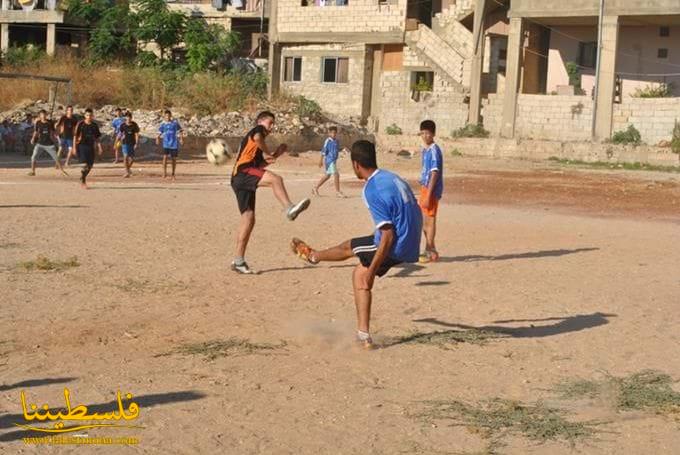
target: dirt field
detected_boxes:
[1,150,680,454]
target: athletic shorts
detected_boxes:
[31,144,58,162]
[325,161,338,175]
[59,138,73,150]
[419,186,440,217]
[231,168,265,214]
[77,144,95,167]
[351,235,402,277]
[122,144,135,157]
[163,148,179,158]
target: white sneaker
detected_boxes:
[231,261,255,274]
[286,198,311,221]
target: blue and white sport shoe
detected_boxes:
[231,261,255,275]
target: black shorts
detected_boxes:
[77,144,95,167]
[351,235,402,277]
[163,148,179,158]
[231,169,264,214]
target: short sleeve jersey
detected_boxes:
[75,121,101,147]
[232,125,268,176]
[321,137,339,166]
[159,120,182,150]
[419,143,444,200]
[120,121,140,146]
[35,120,55,146]
[362,169,423,263]
[112,116,125,136]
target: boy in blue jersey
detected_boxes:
[157,110,184,180]
[418,120,443,263]
[312,126,345,197]
[111,108,125,164]
[291,140,423,348]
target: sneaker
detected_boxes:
[419,250,440,263]
[291,238,318,264]
[355,336,375,350]
[27,171,35,176]
[231,261,255,275]
[286,198,311,221]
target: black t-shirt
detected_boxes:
[57,116,77,139]
[119,122,140,146]
[35,120,55,146]
[75,121,101,147]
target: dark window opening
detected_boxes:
[321,57,349,83]
[283,57,302,82]
[578,41,597,69]
[411,71,434,91]
[658,48,669,59]
[660,26,670,37]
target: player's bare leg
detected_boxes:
[259,170,310,220]
[291,238,353,264]
[162,155,168,179]
[422,215,439,262]
[232,210,256,274]
[171,157,177,181]
[334,173,345,198]
[313,174,330,195]
[353,264,373,337]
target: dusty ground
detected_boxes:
[1,149,680,454]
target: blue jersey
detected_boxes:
[420,143,444,200]
[362,169,423,263]
[159,120,182,150]
[112,116,125,136]
[321,137,339,167]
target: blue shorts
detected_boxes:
[59,138,73,150]
[163,148,179,158]
[122,144,135,157]
[325,161,338,175]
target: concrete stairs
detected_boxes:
[404,19,472,89]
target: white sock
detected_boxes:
[357,330,371,341]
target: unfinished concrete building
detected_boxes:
[267,0,680,144]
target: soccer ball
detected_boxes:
[206,139,231,166]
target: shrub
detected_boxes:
[412,77,433,92]
[452,123,490,138]
[292,95,322,119]
[1,45,45,67]
[632,83,674,98]
[385,123,402,135]
[672,120,680,155]
[611,125,642,146]
[566,62,581,88]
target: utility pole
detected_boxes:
[591,0,605,140]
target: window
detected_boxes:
[660,26,670,37]
[658,48,669,59]
[283,57,302,82]
[578,42,597,69]
[411,71,434,91]
[321,57,349,83]
[301,0,348,6]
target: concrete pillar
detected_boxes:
[500,17,524,139]
[369,45,384,131]
[1,0,9,10]
[268,42,282,100]
[46,23,56,57]
[467,0,486,125]
[0,23,8,55]
[593,15,619,142]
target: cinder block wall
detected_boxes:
[280,44,368,119]
[277,0,407,34]
[483,94,594,141]
[613,98,680,145]
[379,71,468,135]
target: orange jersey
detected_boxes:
[233,125,268,176]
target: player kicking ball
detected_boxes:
[230,111,311,275]
[291,140,423,348]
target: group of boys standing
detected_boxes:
[27,107,185,187]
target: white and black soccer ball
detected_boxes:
[206,139,231,166]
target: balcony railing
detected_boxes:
[165,0,262,13]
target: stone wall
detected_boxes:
[276,0,406,34]
[376,134,680,167]
[613,98,680,145]
[483,94,593,141]
[378,70,468,135]
[280,44,369,119]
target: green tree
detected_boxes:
[68,0,136,62]
[184,19,240,73]
[134,0,186,62]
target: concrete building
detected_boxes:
[0,0,70,56]
[166,0,270,58]
[267,0,680,144]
